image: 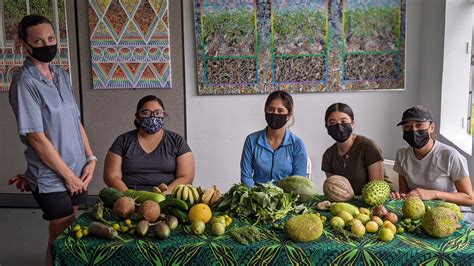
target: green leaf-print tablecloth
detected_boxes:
[52,199,474,265]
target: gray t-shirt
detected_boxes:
[109,129,192,191]
[9,58,86,193]
[393,141,469,193]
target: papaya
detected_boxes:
[330,202,360,216]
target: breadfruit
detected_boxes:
[402,196,425,220]
[422,207,458,238]
[284,214,323,242]
[438,202,462,220]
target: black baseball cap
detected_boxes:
[396,106,433,126]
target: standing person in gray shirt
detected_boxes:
[104,95,195,194]
[391,106,474,207]
[9,15,96,265]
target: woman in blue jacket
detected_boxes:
[240,90,308,186]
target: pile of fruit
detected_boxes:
[69,177,464,247]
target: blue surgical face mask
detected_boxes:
[137,117,164,134]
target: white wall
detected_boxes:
[183,0,423,193]
[418,0,474,178]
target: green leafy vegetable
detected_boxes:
[215,183,306,224]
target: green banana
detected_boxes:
[176,186,184,200]
[191,187,200,203]
[182,186,189,201]
[188,187,195,205]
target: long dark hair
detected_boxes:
[324,103,354,125]
[264,90,294,113]
[134,95,165,128]
[18,15,53,41]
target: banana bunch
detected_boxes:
[201,185,222,206]
[172,184,201,205]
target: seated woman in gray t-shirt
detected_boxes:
[104,95,195,194]
[391,106,474,207]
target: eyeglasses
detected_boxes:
[138,109,165,117]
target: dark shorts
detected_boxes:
[32,188,88,221]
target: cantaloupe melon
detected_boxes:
[323,175,354,202]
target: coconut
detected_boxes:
[139,200,161,223]
[113,196,135,219]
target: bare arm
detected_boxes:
[367,160,384,181]
[406,177,474,206]
[26,132,84,195]
[165,152,195,194]
[79,123,96,188]
[103,151,128,192]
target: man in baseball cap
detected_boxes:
[396,105,433,126]
[391,105,474,208]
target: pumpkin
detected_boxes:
[323,175,354,202]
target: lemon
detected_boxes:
[75,230,83,239]
[125,219,132,226]
[112,223,120,230]
[188,203,212,223]
[73,224,81,232]
[212,222,225,236]
[82,229,89,237]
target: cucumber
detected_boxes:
[99,187,124,207]
[124,189,166,204]
[159,198,189,211]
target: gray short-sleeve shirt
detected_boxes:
[9,58,86,193]
[109,129,192,191]
[393,141,469,193]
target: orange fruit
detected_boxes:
[188,203,212,223]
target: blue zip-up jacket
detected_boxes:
[240,128,308,186]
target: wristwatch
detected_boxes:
[86,155,98,163]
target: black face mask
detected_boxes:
[403,130,430,149]
[327,123,353,143]
[265,113,288,130]
[26,43,57,63]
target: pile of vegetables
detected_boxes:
[215,183,306,224]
